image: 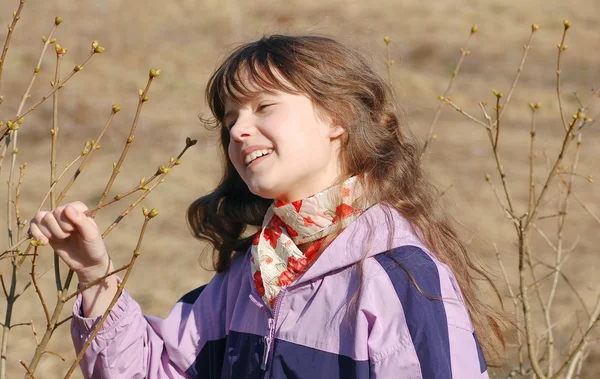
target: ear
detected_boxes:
[328,118,346,139]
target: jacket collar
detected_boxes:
[289,204,428,286]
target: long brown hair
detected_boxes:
[188,34,504,362]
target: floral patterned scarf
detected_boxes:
[250,176,368,310]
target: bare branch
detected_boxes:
[421,25,478,156]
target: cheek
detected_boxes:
[227,142,243,171]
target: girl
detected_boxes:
[30,35,503,378]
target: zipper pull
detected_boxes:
[261,318,275,371]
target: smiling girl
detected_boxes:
[30,35,503,378]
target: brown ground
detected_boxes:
[0,0,599,377]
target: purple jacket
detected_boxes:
[71,205,489,378]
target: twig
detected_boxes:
[99,139,194,237]
[56,105,120,205]
[92,70,160,216]
[42,350,65,361]
[14,163,26,242]
[0,0,26,97]
[528,104,539,217]
[545,131,582,375]
[497,25,538,122]
[19,361,35,379]
[553,297,600,378]
[64,264,129,301]
[30,247,50,325]
[495,244,525,374]
[557,175,600,227]
[30,321,38,345]
[54,316,72,329]
[564,297,600,378]
[439,183,454,197]
[556,21,571,132]
[525,117,577,229]
[480,102,516,215]
[0,50,97,143]
[443,99,491,130]
[63,215,153,379]
[519,226,548,379]
[36,147,85,213]
[421,25,477,156]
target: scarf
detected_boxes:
[250,176,367,310]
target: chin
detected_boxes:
[246,182,279,200]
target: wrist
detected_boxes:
[76,255,114,286]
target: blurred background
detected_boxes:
[0,0,599,377]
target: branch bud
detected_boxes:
[148,208,159,218]
[55,17,63,25]
[134,250,141,257]
[41,36,47,43]
[74,65,82,72]
[531,24,539,31]
[114,194,122,201]
[112,104,121,113]
[587,175,593,183]
[158,165,170,174]
[563,19,571,29]
[174,160,182,165]
[149,69,162,78]
[142,206,149,217]
[92,40,99,50]
[383,36,391,44]
[185,137,198,147]
[140,177,146,184]
[485,174,491,182]
[471,25,478,34]
[34,66,40,73]
[127,136,134,143]
[142,96,149,102]
[50,38,56,44]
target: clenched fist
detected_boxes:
[29,201,110,285]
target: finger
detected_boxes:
[28,222,49,246]
[41,212,69,240]
[32,210,49,226]
[63,205,99,242]
[53,207,76,233]
[66,201,89,213]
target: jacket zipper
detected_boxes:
[248,294,276,372]
[262,289,285,379]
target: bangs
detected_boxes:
[207,39,301,123]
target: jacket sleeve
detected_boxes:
[70,280,214,379]
[367,247,489,378]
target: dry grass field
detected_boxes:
[0,0,599,377]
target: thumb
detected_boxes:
[63,205,100,242]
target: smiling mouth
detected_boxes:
[245,149,273,166]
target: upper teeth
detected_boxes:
[245,149,273,165]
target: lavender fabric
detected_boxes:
[71,204,489,378]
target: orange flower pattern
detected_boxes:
[250,176,369,311]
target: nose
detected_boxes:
[229,113,257,143]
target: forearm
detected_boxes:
[78,259,119,318]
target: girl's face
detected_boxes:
[224,83,345,202]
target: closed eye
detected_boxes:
[256,103,274,112]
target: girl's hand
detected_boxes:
[29,201,110,284]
